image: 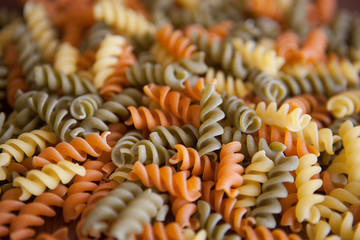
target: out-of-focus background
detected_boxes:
[1,0,360,12]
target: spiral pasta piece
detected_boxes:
[33,65,97,96]
[109,190,165,239]
[126,106,181,131]
[246,69,287,102]
[189,31,247,78]
[327,90,360,119]
[222,95,261,133]
[275,31,300,63]
[216,142,244,198]
[12,24,42,78]
[235,150,275,208]
[35,227,69,240]
[70,94,102,120]
[94,0,156,36]
[32,131,111,167]
[144,84,201,128]
[13,160,85,201]
[256,101,311,132]
[295,28,327,64]
[155,24,197,61]
[295,154,324,224]
[251,152,299,228]
[241,225,302,240]
[23,1,59,62]
[111,130,143,167]
[149,124,199,150]
[9,186,67,240]
[54,42,79,75]
[138,222,193,240]
[195,200,240,240]
[128,161,201,202]
[0,129,57,180]
[92,35,127,89]
[339,120,360,183]
[81,182,143,237]
[81,21,112,51]
[204,68,252,98]
[197,82,224,157]
[233,38,285,76]
[169,144,217,181]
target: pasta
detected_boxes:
[54,42,79,75]
[327,90,360,118]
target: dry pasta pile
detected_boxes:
[1,0,360,239]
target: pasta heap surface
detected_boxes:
[0,0,360,239]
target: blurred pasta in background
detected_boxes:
[1,0,360,239]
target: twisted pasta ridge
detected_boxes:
[295,28,327,64]
[0,189,24,237]
[327,90,360,119]
[12,24,42,78]
[169,144,217,181]
[109,190,165,239]
[182,77,205,101]
[13,160,86,201]
[33,64,97,96]
[189,31,247,78]
[306,220,340,240]
[94,0,156,36]
[316,57,359,88]
[170,197,198,229]
[155,24,197,60]
[70,94,102,120]
[128,161,201,202]
[9,186,67,240]
[126,106,181,131]
[339,120,360,182]
[201,181,255,236]
[138,222,191,240]
[76,181,119,239]
[109,163,133,183]
[222,95,261,133]
[99,45,136,100]
[54,42,79,75]
[246,69,287,102]
[81,182,143,237]
[195,200,240,240]
[62,161,108,222]
[255,101,311,132]
[241,225,302,240]
[275,31,300,63]
[23,2,59,62]
[126,62,190,90]
[204,67,253,98]
[149,124,199,150]
[0,129,57,180]
[295,154,324,224]
[92,35,126,89]
[301,121,341,155]
[216,142,244,198]
[26,91,79,141]
[32,131,111,167]
[285,71,346,97]
[326,211,360,239]
[247,0,283,22]
[235,150,275,208]
[233,38,285,76]
[197,82,225,157]
[112,130,143,168]
[144,84,201,128]
[35,227,69,240]
[251,152,299,228]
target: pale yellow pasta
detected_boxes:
[326,150,348,185]
[315,58,359,87]
[183,229,207,240]
[235,150,274,208]
[54,42,79,74]
[233,38,285,76]
[13,160,86,201]
[92,35,126,88]
[339,120,360,182]
[94,0,156,36]
[328,211,360,239]
[299,121,341,154]
[282,62,314,78]
[0,129,57,181]
[306,220,341,240]
[255,101,311,132]
[24,1,59,61]
[295,154,324,224]
[204,67,253,98]
[327,90,360,118]
[317,195,348,214]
